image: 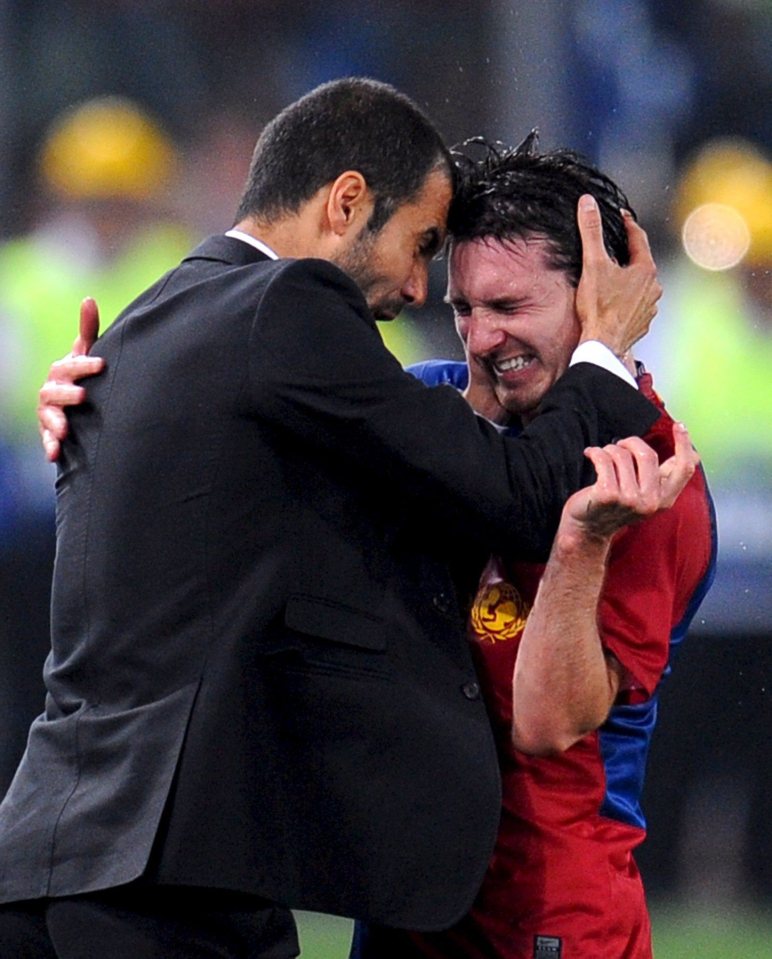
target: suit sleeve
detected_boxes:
[248,258,659,559]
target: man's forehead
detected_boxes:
[449,235,553,278]
[413,169,452,216]
[452,233,551,256]
[385,173,450,251]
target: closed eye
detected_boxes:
[446,298,470,317]
[445,298,528,317]
[489,298,528,315]
[419,228,443,259]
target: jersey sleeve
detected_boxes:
[406,359,469,390]
[598,409,716,701]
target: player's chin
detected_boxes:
[496,387,539,420]
[499,375,553,417]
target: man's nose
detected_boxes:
[466,311,507,356]
[402,263,429,308]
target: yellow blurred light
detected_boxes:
[681,202,751,271]
[39,95,176,202]
[675,138,772,265]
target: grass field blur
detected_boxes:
[650,904,772,958]
[293,904,772,957]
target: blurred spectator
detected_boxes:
[640,138,772,489]
[0,95,194,472]
[648,0,772,158]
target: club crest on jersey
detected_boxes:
[470,579,529,643]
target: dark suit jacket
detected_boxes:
[0,236,657,929]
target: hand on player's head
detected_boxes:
[574,195,662,356]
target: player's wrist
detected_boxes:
[577,329,627,357]
[553,521,613,561]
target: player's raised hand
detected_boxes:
[38,297,105,461]
[619,421,699,511]
[561,422,698,543]
[574,194,662,357]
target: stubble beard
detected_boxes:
[334,229,403,321]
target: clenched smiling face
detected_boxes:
[447,235,581,426]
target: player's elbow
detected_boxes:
[512,699,610,755]
[511,717,583,756]
[512,668,618,756]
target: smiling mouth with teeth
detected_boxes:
[493,355,535,375]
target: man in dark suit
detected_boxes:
[1,78,671,958]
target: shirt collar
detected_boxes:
[224,229,279,260]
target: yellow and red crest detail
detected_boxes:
[470,580,530,644]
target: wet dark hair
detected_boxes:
[235,77,453,234]
[448,131,635,286]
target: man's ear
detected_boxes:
[326,171,373,237]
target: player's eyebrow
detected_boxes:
[443,293,531,311]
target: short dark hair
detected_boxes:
[235,77,453,233]
[448,131,635,286]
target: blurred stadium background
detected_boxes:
[0,1,769,954]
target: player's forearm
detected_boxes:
[512,529,618,755]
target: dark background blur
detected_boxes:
[0,0,770,932]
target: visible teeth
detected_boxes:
[495,355,533,373]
